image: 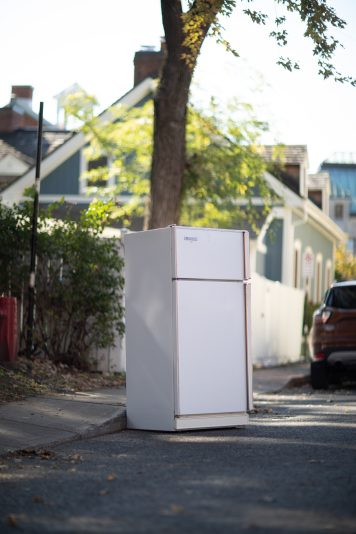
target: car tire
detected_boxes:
[311,361,329,389]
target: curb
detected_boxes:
[0,408,127,458]
[275,374,310,393]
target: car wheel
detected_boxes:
[311,361,329,389]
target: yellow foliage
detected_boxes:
[335,244,356,281]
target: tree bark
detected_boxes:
[148,0,223,229]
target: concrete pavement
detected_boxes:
[0,362,310,457]
[0,387,127,457]
[253,361,310,393]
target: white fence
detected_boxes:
[91,257,305,373]
[251,272,305,366]
[92,336,126,374]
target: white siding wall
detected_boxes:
[92,262,305,373]
[251,272,304,366]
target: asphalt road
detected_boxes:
[1,384,356,533]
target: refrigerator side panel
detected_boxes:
[243,231,250,280]
[173,227,246,281]
[175,280,247,416]
[125,228,175,431]
[244,281,253,410]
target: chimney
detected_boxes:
[133,39,166,86]
[0,85,37,132]
[11,85,34,109]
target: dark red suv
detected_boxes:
[310,281,356,389]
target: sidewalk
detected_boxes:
[0,387,126,457]
[0,362,310,456]
[253,361,310,393]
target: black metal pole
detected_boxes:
[26,102,44,357]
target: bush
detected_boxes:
[335,244,356,281]
[0,199,125,368]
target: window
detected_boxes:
[293,242,301,289]
[326,286,356,309]
[87,156,109,188]
[303,246,314,301]
[315,254,322,303]
[334,203,344,220]
[325,260,332,291]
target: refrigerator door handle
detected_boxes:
[244,279,253,411]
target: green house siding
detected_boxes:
[40,151,81,195]
[294,214,334,299]
[265,219,284,282]
[255,219,284,281]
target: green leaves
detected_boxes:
[203,0,356,85]
[181,99,274,230]
[64,90,274,231]
[0,201,125,368]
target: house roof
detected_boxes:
[262,145,308,165]
[0,129,74,163]
[0,139,33,165]
[322,152,356,165]
[0,77,156,205]
[321,160,356,212]
[264,171,346,243]
[260,144,309,197]
[308,172,329,191]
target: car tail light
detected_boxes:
[314,351,326,361]
[321,310,332,323]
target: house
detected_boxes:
[320,153,356,254]
[0,85,73,193]
[0,43,165,215]
[251,146,344,303]
[0,45,346,369]
[243,146,345,365]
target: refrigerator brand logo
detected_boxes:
[184,236,198,242]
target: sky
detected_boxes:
[1,0,356,173]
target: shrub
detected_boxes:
[0,199,124,368]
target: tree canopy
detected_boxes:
[147,0,355,228]
[66,1,355,230]
[65,92,276,231]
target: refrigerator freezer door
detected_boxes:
[174,280,248,416]
[173,227,248,281]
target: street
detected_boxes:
[1,384,356,533]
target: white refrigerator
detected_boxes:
[124,226,252,431]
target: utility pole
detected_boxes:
[26,102,43,357]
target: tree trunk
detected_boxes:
[148,1,193,229]
[148,0,224,230]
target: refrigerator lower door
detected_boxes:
[174,280,248,421]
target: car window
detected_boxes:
[326,286,356,309]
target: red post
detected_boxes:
[0,297,18,362]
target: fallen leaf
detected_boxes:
[261,495,275,503]
[69,454,83,463]
[170,504,184,514]
[6,514,18,527]
[38,450,56,460]
[32,495,44,503]
[99,489,109,496]
[106,474,117,481]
